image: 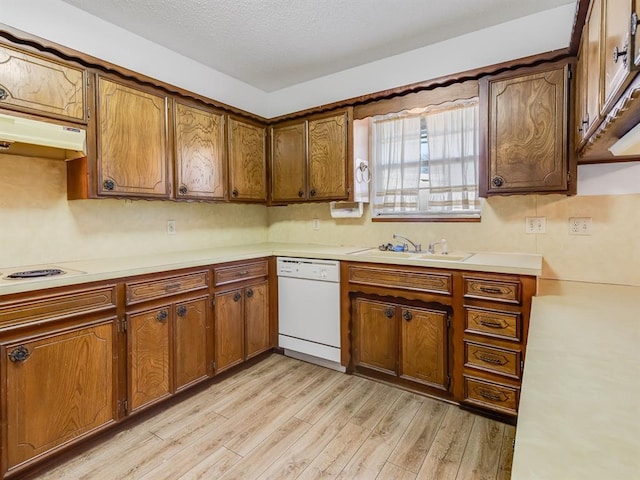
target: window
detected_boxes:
[371,99,481,220]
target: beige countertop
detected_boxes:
[0,242,542,295]
[512,279,640,479]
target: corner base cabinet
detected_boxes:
[0,284,118,478]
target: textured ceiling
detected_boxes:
[60,0,576,92]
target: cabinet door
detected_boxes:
[308,112,349,200]
[270,121,307,202]
[576,35,588,147]
[174,297,209,391]
[97,77,170,198]
[635,0,640,67]
[245,281,270,359]
[214,289,245,373]
[127,306,171,412]
[485,65,569,194]
[0,43,86,122]
[228,117,266,201]
[586,0,603,136]
[174,101,226,200]
[400,307,449,390]
[602,0,635,112]
[352,298,397,375]
[3,321,115,471]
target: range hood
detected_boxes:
[0,113,86,160]
[609,122,640,157]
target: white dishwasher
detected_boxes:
[277,257,344,372]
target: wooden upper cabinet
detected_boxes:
[308,111,350,200]
[0,42,87,123]
[481,63,572,195]
[270,120,307,202]
[174,101,226,201]
[228,117,266,202]
[602,0,636,112]
[97,76,171,198]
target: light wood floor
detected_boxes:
[29,354,515,480]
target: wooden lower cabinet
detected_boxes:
[352,296,450,392]
[214,280,270,373]
[2,319,117,476]
[126,295,210,413]
[127,305,172,412]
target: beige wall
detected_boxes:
[267,193,640,287]
[2,154,639,287]
[0,155,268,267]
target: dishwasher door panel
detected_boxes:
[278,276,340,348]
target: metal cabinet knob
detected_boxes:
[491,176,505,188]
[178,185,188,195]
[103,179,115,191]
[232,188,239,197]
[8,346,30,362]
[176,305,187,317]
[233,292,242,302]
[402,310,413,322]
[384,307,395,318]
[156,310,168,322]
[0,88,8,101]
[246,288,254,298]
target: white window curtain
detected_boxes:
[372,116,422,213]
[424,103,480,212]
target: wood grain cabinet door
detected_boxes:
[308,111,349,200]
[484,64,570,195]
[214,289,245,373]
[400,307,449,390]
[270,121,307,202]
[174,297,209,392]
[0,43,86,122]
[174,101,226,201]
[244,281,270,359]
[228,117,266,202]
[3,321,116,472]
[352,298,397,375]
[97,76,170,198]
[602,0,635,112]
[127,306,172,413]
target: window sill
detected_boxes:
[372,215,481,223]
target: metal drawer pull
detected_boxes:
[479,354,506,365]
[479,390,504,402]
[156,310,168,322]
[479,318,505,329]
[165,283,181,291]
[8,346,30,363]
[238,270,249,276]
[479,286,503,294]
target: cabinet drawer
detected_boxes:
[214,260,268,287]
[464,342,521,379]
[463,276,521,304]
[126,271,209,305]
[464,307,520,341]
[348,266,452,295]
[464,376,519,416]
[0,285,116,328]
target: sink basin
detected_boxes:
[350,249,473,262]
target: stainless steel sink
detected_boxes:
[349,249,473,262]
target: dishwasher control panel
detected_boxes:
[276,257,340,282]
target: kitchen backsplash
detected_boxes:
[267,195,640,286]
[2,154,638,286]
[0,154,268,267]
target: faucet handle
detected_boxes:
[441,238,448,255]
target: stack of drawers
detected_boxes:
[461,273,533,417]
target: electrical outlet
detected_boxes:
[167,220,176,235]
[525,217,546,234]
[312,219,320,231]
[569,217,592,235]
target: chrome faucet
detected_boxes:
[428,238,448,254]
[392,234,421,252]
